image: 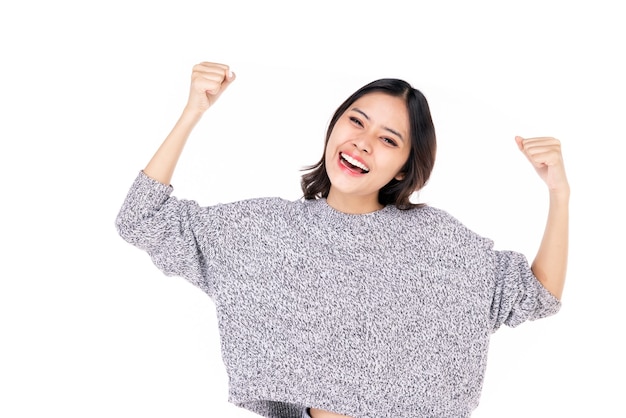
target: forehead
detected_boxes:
[349,92,409,129]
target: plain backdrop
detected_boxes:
[1,1,624,417]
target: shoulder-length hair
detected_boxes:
[300,78,436,210]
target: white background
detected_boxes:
[1,1,624,417]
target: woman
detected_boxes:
[115,61,569,418]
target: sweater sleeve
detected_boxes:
[489,249,561,331]
[114,171,218,297]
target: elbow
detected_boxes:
[114,212,138,244]
[534,271,565,301]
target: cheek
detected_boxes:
[387,153,410,178]
[324,134,339,159]
[323,143,334,165]
[389,149,410,167]
[400,149,412,168]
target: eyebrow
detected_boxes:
[351,107,405,142]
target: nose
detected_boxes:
[353,134,372,153]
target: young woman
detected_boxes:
[115,61,569,418]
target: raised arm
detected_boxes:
[144,62,236,185]
[515,136,570,300]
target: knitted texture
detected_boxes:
[115,171,561,418]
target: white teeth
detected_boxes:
[341,152,370,172]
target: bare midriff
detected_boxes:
[309,408,352,418]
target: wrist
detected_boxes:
[180,105,206,123]
[549,186,570,205]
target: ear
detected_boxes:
[394,172,405,181]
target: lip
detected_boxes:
[337,151,369,176]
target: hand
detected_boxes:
[185,61,236,114]
[515,136,570,197]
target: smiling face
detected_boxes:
[325,92,411,214]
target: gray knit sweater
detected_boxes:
[115,171,561,418]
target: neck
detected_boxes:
[325,192,384,214]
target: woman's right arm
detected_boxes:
[114,62,236,293]
[144,62,236,185]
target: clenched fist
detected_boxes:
[185,62,236,114]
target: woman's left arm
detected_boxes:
[516,136,570,300]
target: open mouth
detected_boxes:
[340,152,370,174]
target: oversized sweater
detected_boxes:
[115,171,561,418]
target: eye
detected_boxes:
[382,137,398,147]
[349,116,363,127]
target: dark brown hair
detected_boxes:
[300,78,436,209]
